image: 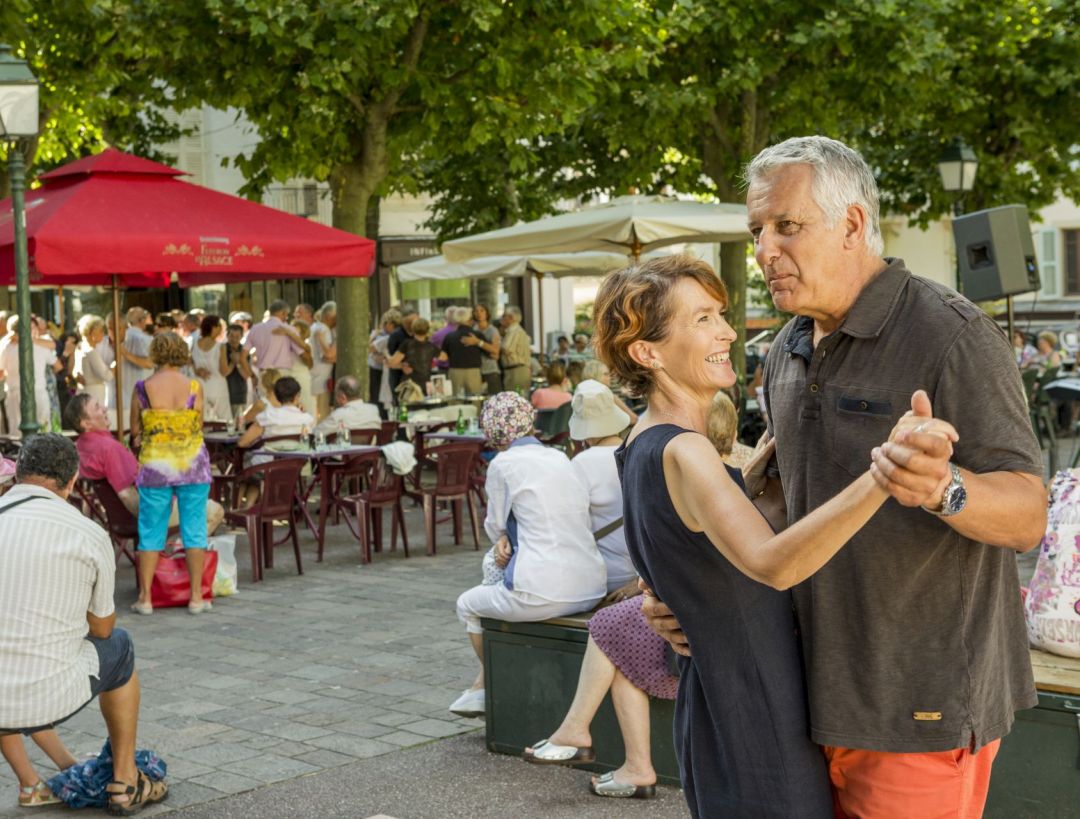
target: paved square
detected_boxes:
[0,503,496,816]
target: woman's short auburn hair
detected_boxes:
[592,254,728,397]
[149,331,191,368]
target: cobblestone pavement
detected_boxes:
[1,502,603,817]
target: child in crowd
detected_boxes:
[1,731,76,807]
[236,376,315,506]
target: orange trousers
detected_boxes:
[823,740,1000,819]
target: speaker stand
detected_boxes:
[1006,295,1015,346]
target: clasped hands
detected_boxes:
[872,389,958,511]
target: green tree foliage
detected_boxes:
[0,0,179,194]
[134,0,640,385]
[421,0,1080,382]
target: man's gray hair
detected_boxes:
[453,306,472,324]
[399,303,419,318]
[505,305,522,322]
[335,375,362,401]
[745,136,884,255]
[268,299,290,316]
[16,433,80,487]
[318,301,336,320]
[126,306,146,326]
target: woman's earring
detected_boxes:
[651,360,661,370]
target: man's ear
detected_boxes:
[842,203,868,250]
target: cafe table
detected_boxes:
[251,443,381,553]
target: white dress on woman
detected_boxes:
[75,342,113,405]
[191,341,231,422]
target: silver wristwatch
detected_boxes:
[926,462,966,517]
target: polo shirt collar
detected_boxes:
[838,257,911,339]
[1,483,65,503]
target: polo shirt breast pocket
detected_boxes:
[826,388,903,477]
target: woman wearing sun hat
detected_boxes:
[568,379,636,595]
[449,391,607,719]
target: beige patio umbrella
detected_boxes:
[440,195,749,263]
[398,250,671,355]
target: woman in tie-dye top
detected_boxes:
[129,332,213,616]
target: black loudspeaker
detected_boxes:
[953,205,1040,301]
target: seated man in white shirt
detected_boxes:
[314,375,381,439]
[0,435,167,813]
[236,376,315,507]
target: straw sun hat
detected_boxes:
[570,379,630,441]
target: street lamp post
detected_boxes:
[0,44,40,437]
[937,137,979,216]
[938,137,980,298]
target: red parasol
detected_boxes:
[0,148,374,285]
[0,148,374,436]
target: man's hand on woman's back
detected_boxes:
[639,579,691,657]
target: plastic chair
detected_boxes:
[339,451,410,564]
[409,421,456,492]
[535,401,573,449]
[378,420,398,445]
[225,457,306,582]
[417,442,481,555]
[87,479,139,568]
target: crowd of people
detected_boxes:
[0,134,1056,817]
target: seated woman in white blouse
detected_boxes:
[450,391,607,719]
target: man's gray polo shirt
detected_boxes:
[763,258,1040,753]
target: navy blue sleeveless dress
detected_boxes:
[615,424,832,819]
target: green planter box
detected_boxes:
[985,690,1080,817]
[481,615,680,786]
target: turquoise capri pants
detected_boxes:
[136,482,211,552]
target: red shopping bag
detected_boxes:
[139,550,217,608]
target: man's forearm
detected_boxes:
[941,470,1046,551]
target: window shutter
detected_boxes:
[1039,228,1058,297]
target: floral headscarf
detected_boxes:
[480,391,536,448]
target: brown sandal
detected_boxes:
[105,772,168,815]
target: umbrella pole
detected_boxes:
[112,276,124,440]
[56,287,64,329]
[535,270,545,359]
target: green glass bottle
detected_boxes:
[455,408,465,434]
[398,403,409,423]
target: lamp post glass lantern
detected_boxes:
[0,44,41,436]
[937,138,979,195]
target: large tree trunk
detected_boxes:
[718,241,747,388]
[702,95,770,391]
[331,160,375,396]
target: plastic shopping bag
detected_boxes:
[209,533,239,597]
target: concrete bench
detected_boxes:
[481,612,680,785]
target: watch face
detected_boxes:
[946,485,967,514]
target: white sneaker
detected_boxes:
[449,687,485,717]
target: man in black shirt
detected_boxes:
[442,306,485,395]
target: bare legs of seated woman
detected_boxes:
[524,635,656,792]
